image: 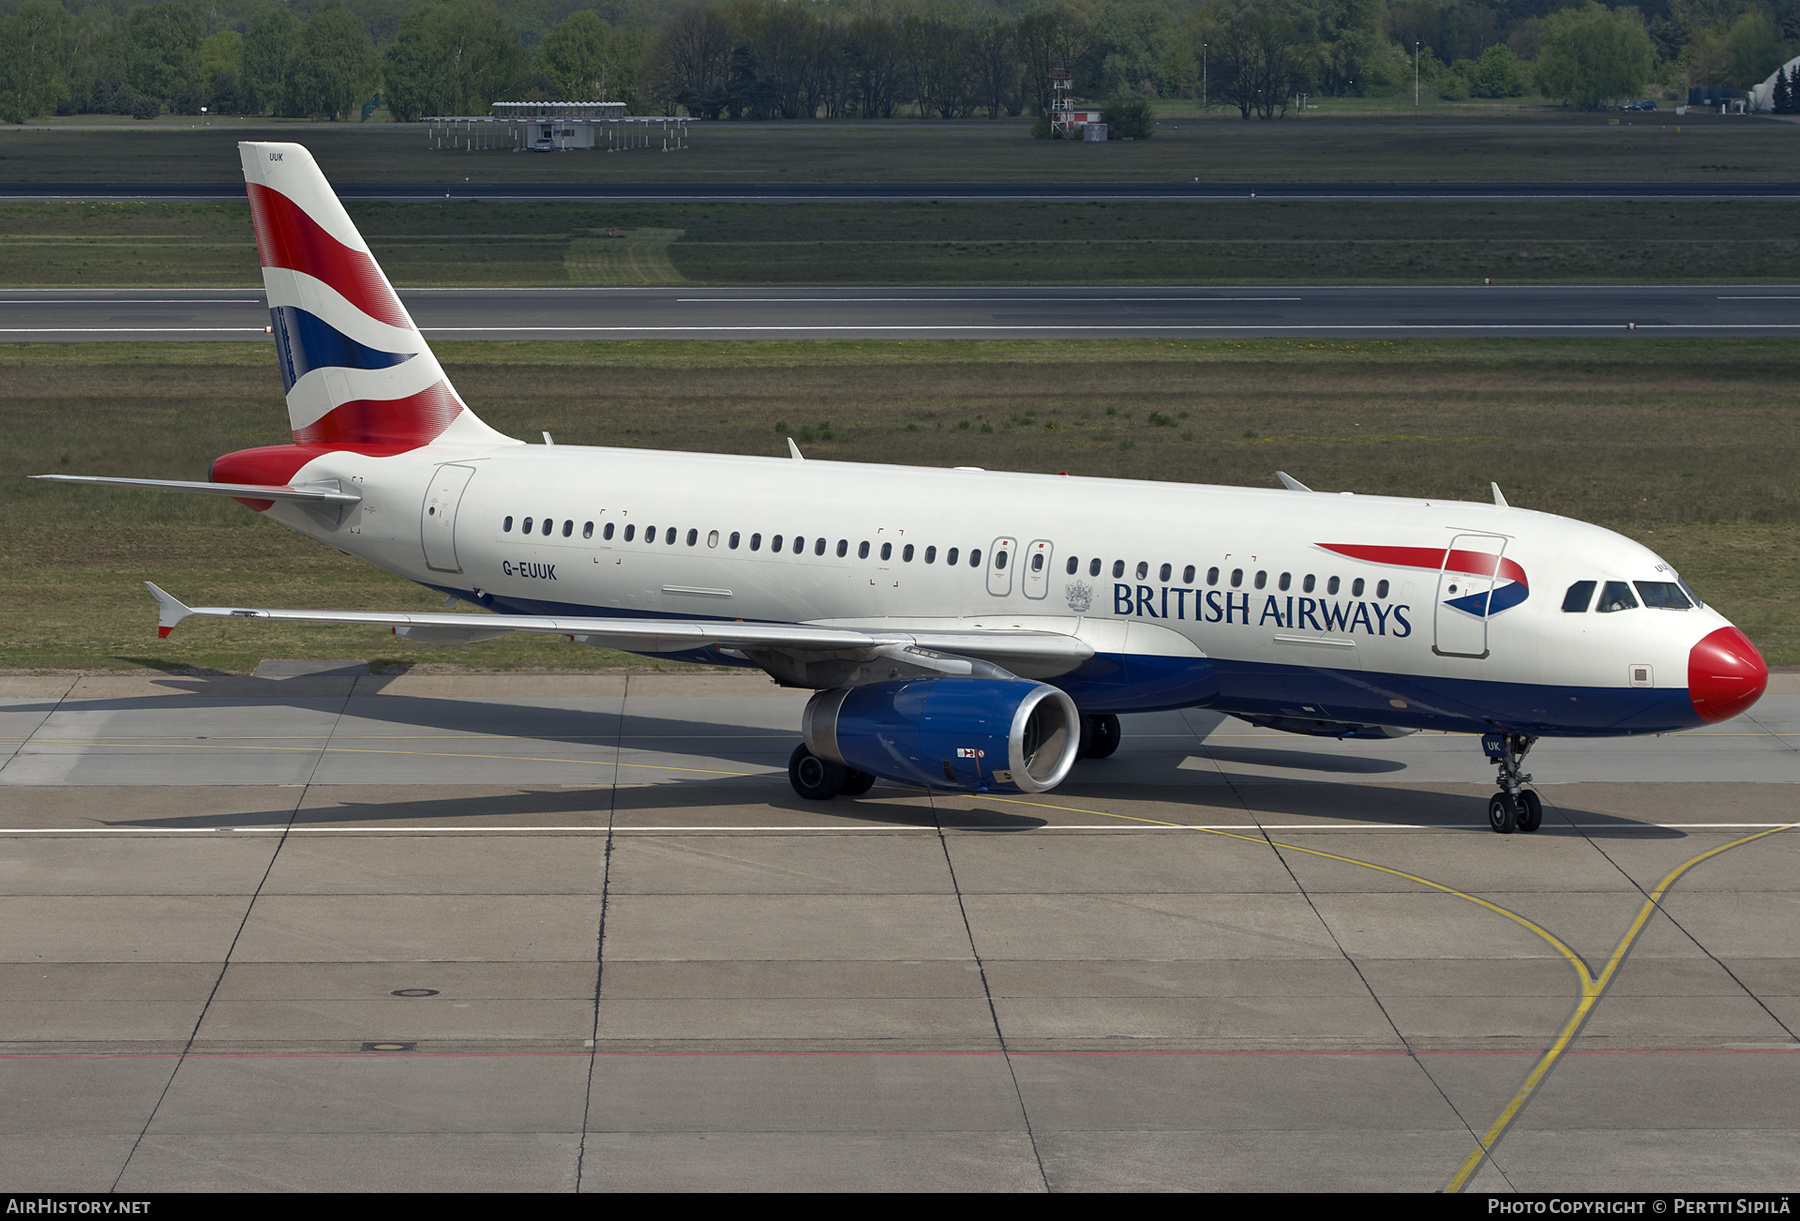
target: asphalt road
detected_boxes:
[7,285,1800,340]
[2,666,1796,1192]
[3,181,1799,202]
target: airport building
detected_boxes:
[423,101,693,152]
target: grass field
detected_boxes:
[2,337,1795,673]
[0,111,1792,185]
[7,197,1800,286]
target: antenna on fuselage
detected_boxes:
[1491,482,1509,508]
[787,437,805,461]
[1276,471,1311,492]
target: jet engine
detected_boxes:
[802,678,1082,795]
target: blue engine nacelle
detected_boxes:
[802,677,1082,794]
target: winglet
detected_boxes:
[1276,471,1312,492]
[1491,482,1509,509]
[787,437,805,461]
[144,582,193,638]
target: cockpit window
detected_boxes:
[1596,581,1639,613]
[1634,581,1692,610]
[1676,577,1705,610]
[1562,581,1596,613]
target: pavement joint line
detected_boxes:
[1442,818,1800,1194]
[5,1046,1799,1062]
[985,793,1790,1195]
[2,821,1794,834]
[8,738,769,777]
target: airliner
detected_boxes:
[36,142,1770,834]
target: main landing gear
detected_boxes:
[788,744,876,801]
[1079,714,1121,761]
[1483,732,1543,835]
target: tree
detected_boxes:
[242,7,298,115]
[542,11,615,101]
[650,5,731,115]
[1211,0,1313,120]
[121,1,203,105]
[1535,3,1654,110]
[287,2,380,121]
[1467,42,1528,98]
[0,1,72,123]
[383,0,529,121]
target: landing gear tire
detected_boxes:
[789,743,847,800]
[1488,792,1519,835]
[1084,714,1121,760]
[840,769,876,797]
[1518,789,1543,833]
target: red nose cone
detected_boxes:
[1689,626,1768,723]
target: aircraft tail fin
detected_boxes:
[238,142,514,452]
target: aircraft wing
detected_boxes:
[144,583,1094,684]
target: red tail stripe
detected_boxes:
[1319,543,1527,588]
[292,380,464,448]
[246,183,410,331]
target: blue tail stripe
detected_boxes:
[270,305,412,393]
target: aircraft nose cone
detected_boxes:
[1689,626,1768,723]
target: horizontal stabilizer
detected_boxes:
[35,474,361,506]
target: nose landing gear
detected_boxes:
[1484,732,1542,834]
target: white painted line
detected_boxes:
[0,821,1791,835]
[673,296,1307,303]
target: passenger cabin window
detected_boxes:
[563,521,573,538]
[623,524,635,542]
[1090,558,1102,577]
[1635,581,1692,610]
[729,531,740,549]
[709,530,720,548]
[503,516,513,532]
[946,547,959,565]
[772,535,784,552]
[644,524,654,541]
[1562,581,1596,613]
[687,528,698,546]
[1278,572,1291,591]
[583,522,594,539]
[1230,569,1243,588]
[665,527,676,545]
[1066,557,1078,575]
[1030,552,1042,572]
[1136,561,1148,580]
[1376,580,1389,598]
[1254,571,1267,590]
[1596,581,1638,613]
[858,541,870,559]
[1351,578,1364,597]
[793,536,805,555]
[542,518,553,537]
[1183,565,1195,584]
[905,545,916,562]
[750,533,762,551]
[881,542,893,561]
[1207,567,1219,586]
[925,546,937,564]
[603,522,615,541]
[1159,563,1171,582]
[1326,576,1340,595]
[522,517,534,534]
[969,549,982,567]
[1113,560,1125,579]
[837,540,848,558]
[816,538,828,556]
[992,549,1005,569]
[1303,574,1315,593]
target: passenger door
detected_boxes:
[1433,532,1507,659]
[421,464,476,573]
[1021,539,1054,600]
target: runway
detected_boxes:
[2,665,1795,1192]
[4,180,1799,203]
[8,285,1800,341]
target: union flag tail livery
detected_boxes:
[35,142,1771,835]
[241,142,511,452]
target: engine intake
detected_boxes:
[803,677,1081,794]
